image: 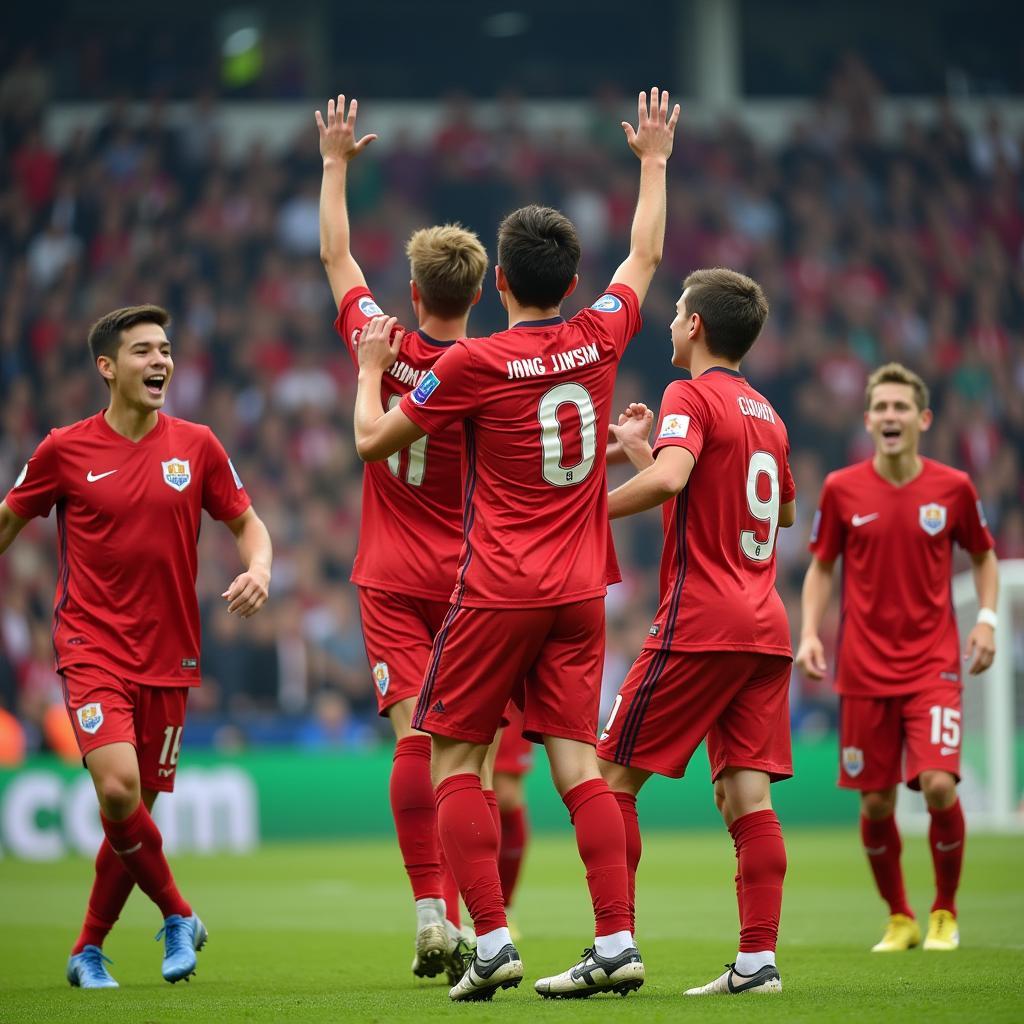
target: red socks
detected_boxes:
[860,814,913,918]
[390,735,442,901]
[435,773,507,935]
[563,779,631,937]
[928,800,965,915]
[482,789,502,848]
[613,791,641,933]
[730,809,786,953]
[440,854,462,928]
[100,802,190,920]
[71,839,136,954]
[498,805,528,908]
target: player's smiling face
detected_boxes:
[865,382,931,457]
[670,289,696,369]
[104,323,174,411]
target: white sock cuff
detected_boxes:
[735,950,775,975]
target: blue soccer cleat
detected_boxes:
[156,913,208,983]
[67,945,119,989]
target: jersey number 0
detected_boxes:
[538,383,597,487]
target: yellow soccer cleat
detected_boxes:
[871,913,921,952]
[923,909,959,951]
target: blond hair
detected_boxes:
[406,224,488,318]
[865,362,930,411]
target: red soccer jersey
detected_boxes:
[809,457,994,697]
[335,287,464,600]
[399,283,642,608]
[645,368,795,657]
[4,412,250,686]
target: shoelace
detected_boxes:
[155,918,192,957]
[78,947,115,978]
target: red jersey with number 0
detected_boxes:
[400,283,641,608]
[3,412,251,686]
[809,458,993,697]
[335,287,465,600]
[646,368,794,656]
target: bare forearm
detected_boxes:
[608,464,676,520]
[972,550,999,610]
[0,504,27,555]
[319,158,351,263]
[629,156,668,267]
[800,561,834,639]
[354,369,388,460]
[236,514,273,576]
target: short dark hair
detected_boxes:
[682,268,769,362]
[865,362,930,411]
[497,205,581,309]
[87,304,171,366]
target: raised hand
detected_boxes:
[316,94,378,164]
[357,315,403,374]
[609,403,654,450]
[622,86,680,162]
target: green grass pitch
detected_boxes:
[3,827,1022,1022]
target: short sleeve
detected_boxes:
[572,283,642,358]
[4,432,61,519]
[652,381,706,463]
[399,341,480,435]
[952,476,995,554]
[202,429,252,522]
[808,476,844,562]
[334,287,389,369]
[781,446,796,504]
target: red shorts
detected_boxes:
[596,649,793,781]
[495,702,534,777]
[61,665,189,793]
[838,685,962,791]
[413,598,605,746]
[358,587,450,716]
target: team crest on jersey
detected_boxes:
[77,703,104,735]
[358,296,384,318]
[591,294,623,313]
[161,458,192,492]
[842,746,864,778]
[410,371,440,406]
[918,503,947,537]
[372,661,390,696]
[659,414,690,439]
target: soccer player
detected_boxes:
[493,704,533,929]
[597,269,795,997]
[316,94,490,980]
[0,304,272,988]
[353,87,679,1001]
[796,362,998,953]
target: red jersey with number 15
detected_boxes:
[809,458,993,697]
[400,283,642,608]
[335,287,465,601]
[646,368,795,657]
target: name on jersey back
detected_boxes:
[506,342,600,380]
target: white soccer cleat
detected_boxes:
[448,943,523,1001]
[534,945,644,999]
[411,921,449,978]
[684,962,781,996]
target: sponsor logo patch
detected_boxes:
[77,703,104,735]
[13,463,28,488]
[918,502,947,537]
[658,414,690,440]
[591,293,623,313]
[358,296,384,318]
[842,746,864,778]
[410,371,440,406]
[648,624,660,637]
[372,661,389,697]
[161,458,192,492]
[181,658,198,670]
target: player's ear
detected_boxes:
[409,279,419,306]
[919,408,933,432]
[96,355,115,384]
[470,287,483,307]
[495,265,508,293]
[562,274,579,300]
[689,312,702,339]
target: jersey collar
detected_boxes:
[415,329,457,349]
[700,366,744,378]
[511,316,565,329]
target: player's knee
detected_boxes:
[920,771,957,809]
[861,790,896,820]
[713,780,728,815]
[96,774,141,818]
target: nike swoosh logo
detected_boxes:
[865,845,887,856]
[86,470,118,482]
[851,513,879,527]
[936,840,962,852]
[940,746,958,756]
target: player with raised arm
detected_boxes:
[317,94,490,980]
[796,363,997,953]
[597,269,795,997]
[0,305,272,989]
[353,87,679,1001]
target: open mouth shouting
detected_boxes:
[144,373,167,397]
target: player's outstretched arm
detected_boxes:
[609,87,680,305]
[965,549,998,675]
[607,403,655,470]
[0,502,28,556]
[608,446,694,520]
[354,315,427,461]
[317,94,378,307]
[221,507,273,618]
[795,557,834,679]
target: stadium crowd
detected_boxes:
[1,52,1021,754]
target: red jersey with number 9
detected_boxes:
[646,368,795,656]
[400,283,642,608]
[335,287,465,601]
